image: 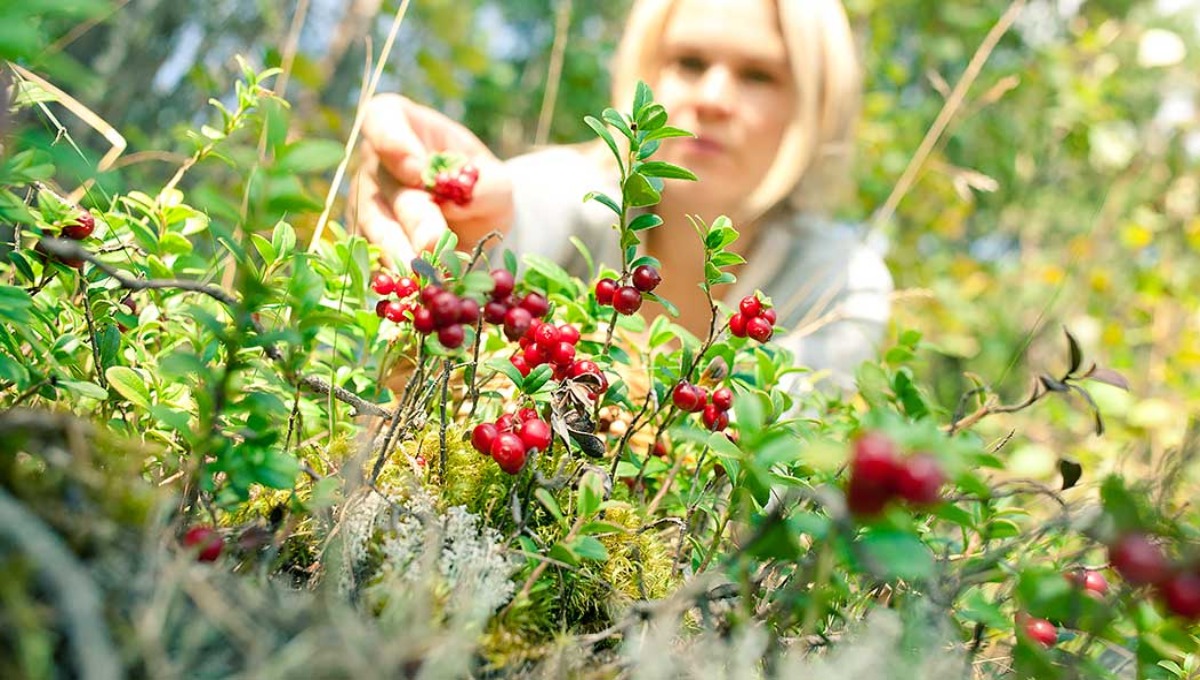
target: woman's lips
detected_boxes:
[680,136,726,156]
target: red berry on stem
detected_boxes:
[533,323,560,348]
[595,278,617,305]
[613,286,643,315]
[491,269,515,300]
[519,292,550,318]
[519,418,553,452]
[672,382,704,412]
[491,433,527,474]
[895,454,945,506]
[558,324,581,345]
[420,285,441,305]
[458,298,480,325]
[702,403,729,431]
[510,354,531,376]
[394,276,419,298]
[1109,533,1170,586]
[631,264,662,293]
[62,211,95,240]
[851,432,901,491]
[495,413,517,433]
[1160,571,1200,620]
[846,476,890,518]
[711,387,734,411]
[412,307,436,334]
[522,344,548,367]
[739,296,762,318]
[437,323,465,349]
[761,307,777,325]
[183,526,223,562]
[503,306,533,341]
[517,407,539,422]
[428,291,461,328]
[371,272,396,296]
[746,316,773,342]
[484,300,508,325]
[471,423,498,455]
[1020,616,1058,648]
[1066,569,1110,597]
[384,300,407,323]
[550,341,576,366]
[375,300,390,318]
[729,313,748,338]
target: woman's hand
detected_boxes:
[355,94,514,266]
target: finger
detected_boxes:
[393,188,449,253]
[362,94,429,187]
[350,164,419,268]
[400,99,493,156]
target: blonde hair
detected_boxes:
[609,0,862,220]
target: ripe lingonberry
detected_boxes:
[729,313,748,338]
[895,454,945,507]
[672,382,704,413]
[519,292,550,318]
[491,269,515,300]
[595,278,617,305]
[550,341,576,366]
[533,323,560,348]
[62,211,95,240]
[1109,533,1170,586]
[631,264,662,293]
[1160,571,1200,620]
[375,300,390,318]
[394,276,419,298]
[437,323,465,349]
[702,403,729,431]
[503,307,533,341]
[495,413,517,433]
[846,476,889,517]
[558,324,581,345]
[510,354,531,376]
[428,291,461,327]
[183,526,223,562]
[613,286,642,315]
[852,432,900,487]
[491,432,527,474]
[458,298,480,325]
[1020,616,1058,648]
[384,300,407,323]
[746,316,773,342]
[518,418,553,452]
[711,387,734,411]
[484,300,508,324]
[428,164,479,206]
[739,295,762,318]
[371,272,396,296]
[471,423,498,455]
[412,307,436,334]
[1066,569,1109,598]
[762,308,777,325]
[517,407,539,422]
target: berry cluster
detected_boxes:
[1108,532,1200,620]
[672,382,733,432]
[470,408,553,475]
[508,316,584,377]
[845,431,946,518]
[728,294,776,342]
[476,269,553,344]
[426,162,479,207]
[595,264,661,316]
[182,525,224,562]
[372,272,477,349]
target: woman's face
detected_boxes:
[653,0,796,213]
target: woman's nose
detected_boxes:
[694,67,735,118]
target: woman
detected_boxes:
[356,0,891,389]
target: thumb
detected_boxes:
[363,94,429,187]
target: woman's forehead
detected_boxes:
[661,0,788,64]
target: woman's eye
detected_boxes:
[742,68,777,84]
[677,56,707,73]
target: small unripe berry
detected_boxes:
[631,265,662,293]
[613,286,643,315]
[471,423,498,455]
[595,278,617,305]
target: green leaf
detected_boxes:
[584,116,623,171]
[601,108,634,141]
[622,173,661,208]
[253,449,300,489]
[644,126,695,142]
[631,81,653,117]
[577,470,604,517]
[59,380,108,401]
[570,535,609,562]
[276,139,345,173]
[858,530,935,581]
[628,213,663,232]
[0,285,32,324]
[272,221,297,257]
[548,541,579,567]
[251,233,276,264]
[584,191,622,217]
[487,357,525,386]
[645,292,678,317]
[636,103,668,131]
[536,488,566,525]
[579,521,627,536]
[7,251,37,283]
[105,366,152,409]
[637,161,697,181]
[523,363,554,394]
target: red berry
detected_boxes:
[846,476,890,518]
[420,285,441,305]
[471,423,498,455]
[672,382,704,413]
[895,454,945,507]
[183,526,223,562]
[518,418,553,452]
[458,298,480,325]
[652,439,669,458]
[550,341,576,366]
[437,323,465,349]
[394,276,419,298]
[702,403,729,431]
[510,354,531,377]
[428,291,461,328]
[375,300,390,318]
[1160,571,1200,620]
[1020,616,1058,648]
[522,344,548,367]
[851,432,901,491]
[746,316,773,342]
[613,286,642,315]
[503,306,533,341]
[1109,533,1170,586]
[491,432,527,474]
[595,278,617,305]
[1066,569,1109,597]
[729,313,748,338]
[519,292,550,318]
[62,211,95,240]
[569,360,600,378]
[371,272,396,296]
[558,324,581,345]
[384,300,407,323]
[761,307,777,325]
[517,407,539,422]
[739,296,762,318]
[412,307,436,334]
[631,265,662,293]
[491,269,515,300]
[484,300,508,325]
[495,413,517,433]
[711,387,734,411]
[533,323,560,348]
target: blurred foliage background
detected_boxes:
[7,0,1200,490]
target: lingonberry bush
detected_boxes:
[1,64,1198,680]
